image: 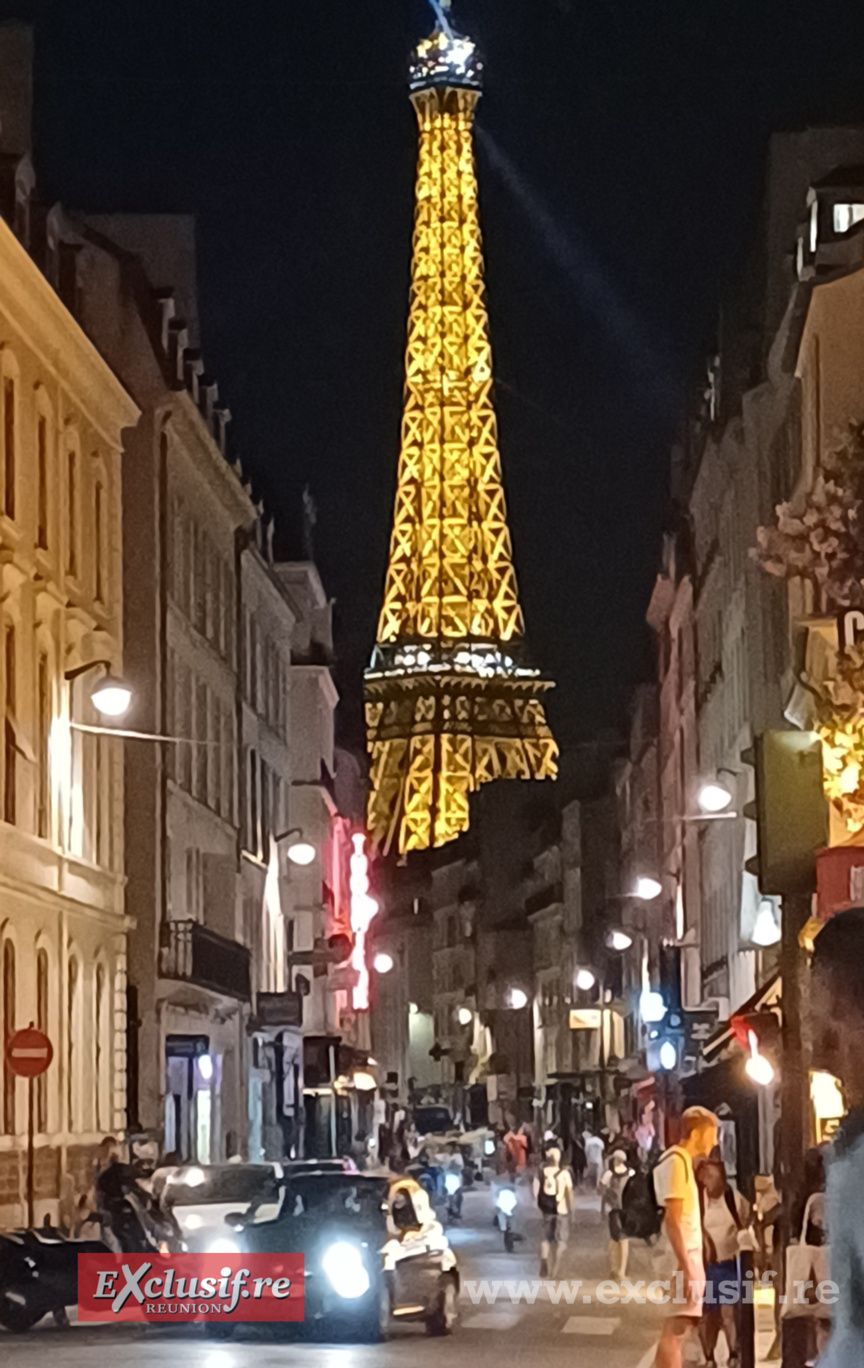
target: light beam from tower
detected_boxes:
[365,18,558,856]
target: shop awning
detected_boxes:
[702,972,781,1064]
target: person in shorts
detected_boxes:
[698,1157,750,1366]
[651,1106,719,1368]
[534,1141,573,1277]
[600,1148,634,1279]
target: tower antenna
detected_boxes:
[427,0,454,39]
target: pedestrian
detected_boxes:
[504,1122,528,1176]
[697,1157,750,1367]
[600,1148,634,1280]
[534,1140,574,1278]
[570,1132,587,1188]
[808,909,864,1367]
[584,1129,605,1189]
[650,1105,718,1368]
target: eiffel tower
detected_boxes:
[365,9,557,855]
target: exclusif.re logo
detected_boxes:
[78,1253,305,1323]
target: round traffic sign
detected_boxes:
[6,1026,53,1078]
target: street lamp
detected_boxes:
[697,780,734,813]
[606,929,633,952]
[751,899,781,948]
[457,1006,473,1026]
[659,1040,677,1071]
[373,951,394,974]
[275,827,316,867]
[575,967,596,992]
[634,876,662,901]
[507,987,528,1010]
[640,989,667,1024]
[65,660,134,719]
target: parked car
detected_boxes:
[154,1162,285,1251]
[217,1171,459,1341]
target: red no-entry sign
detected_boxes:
[6,1025,53,1078]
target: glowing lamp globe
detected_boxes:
[91,676,133,718]
[508,987,528,1010]
[607,930,633,952]
[287,840,316,867]
[634,877,662,901]
[698,781,733,813]
[373,952,394,974]
[575,968,596,992]
[457,1006,473,1027]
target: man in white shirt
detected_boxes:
[651,1105,719,1368]
[534,1143,574,1277]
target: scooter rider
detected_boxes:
[444,1141,465,1218]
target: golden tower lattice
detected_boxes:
[365,21,557,855]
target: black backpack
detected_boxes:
[619,1163,664,1240]
[538,1165,560,1216]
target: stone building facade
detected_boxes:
[0,49,138,1221]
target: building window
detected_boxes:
[4,623,15,826]
[249,748,259,856]
[3,376,14,520]
[37,414,48,549]
[36,947,48,1131]
[37,651,50,839]
[95,962,108,1131]
[195,682,208,799]
[67,447,78,577]
[66,956,78,1132]
[94,481,105,603]
[833,202,864,233]
[2,940,14,1133]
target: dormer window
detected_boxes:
[833,203,864,234]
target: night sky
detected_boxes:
[7,0,864,752]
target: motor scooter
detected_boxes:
[0,1165,182,1332]
[444,1170,463,1221]
[495,1184,521,1253]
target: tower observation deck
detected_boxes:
[365,20,558,855]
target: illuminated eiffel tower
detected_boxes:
[365,9,557,855]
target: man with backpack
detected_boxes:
[650,1106,719,1368]
[534,1140,574,1277]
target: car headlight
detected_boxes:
[444,1173,462,1195]
[321,1241,371,1300]
[207,1237,239,1255]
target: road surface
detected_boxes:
[1,1186,731,1367]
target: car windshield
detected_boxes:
[279,1176,388,1224]
[415,1106,453,1134]
[164,1165,279,1208]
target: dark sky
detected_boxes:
[7,0,864,751]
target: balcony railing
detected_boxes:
[160,919,251,1001]
[255,990,303,1030]
[525,881,564,917]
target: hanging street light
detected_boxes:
[275,827,316,866]
[373,951,394,974]
[745,1029,775,1086]
[66,659,135,719]
[575,967,596,992]
[751,899,781,948]
[507,987,528,1010]
[607,929,633,952]
[457,1006,473,1026]
[640,989,667,1024]
[697,780,734,813]
[659,1040,677,1071]
[634,876,662,901]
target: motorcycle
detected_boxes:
[0,1163,183,1333]
[444,1170,463,1221]
[495,1184,520,1253]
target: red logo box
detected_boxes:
[78,1253,304,1323]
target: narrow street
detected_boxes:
[2,1189,670,1368]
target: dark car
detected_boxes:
[219,1172,459,1341]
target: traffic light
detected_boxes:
[742,731,828,896]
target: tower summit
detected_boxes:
[365,15,558,855]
